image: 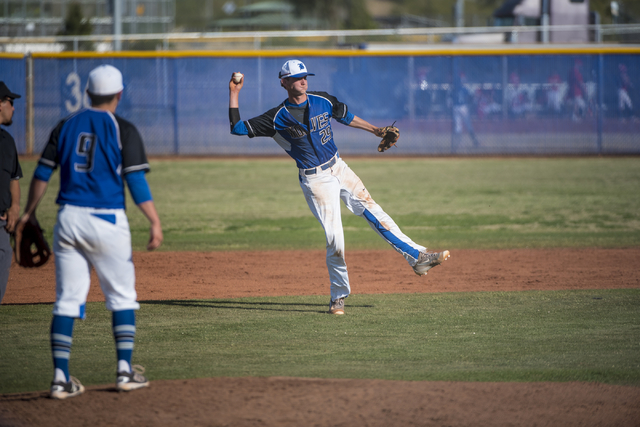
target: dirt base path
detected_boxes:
[5,248,640,304]
[2,248,640,426]
[2,377,639,427]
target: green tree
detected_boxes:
[590,0,640,24]
[58,2,93,51]
[177,0,223,32]
[345,0,377,29]
[289,0,342,28]
[289,0,376,29]
[383,0,504,27]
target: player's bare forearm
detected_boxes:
[136,200,163,251]
[229,91,240,108]
[21,179,48,219]
[4,179,20,232]
[16,178,48,236]
[348,116,384,136]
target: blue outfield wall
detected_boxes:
[5,49,640,156]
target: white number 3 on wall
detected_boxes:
[65,72,90,113]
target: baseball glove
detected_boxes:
[377,123,400,152]
[13,215,51,268]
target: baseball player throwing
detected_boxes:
[16,65,163,399]
[229,59,450,315]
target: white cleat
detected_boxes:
[50,376,85,400]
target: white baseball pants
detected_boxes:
[52,205,139,318]
[299,157,426,301]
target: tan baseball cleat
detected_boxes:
[412,250,450,276]
[116,365,150,392]
[328,297,345,315]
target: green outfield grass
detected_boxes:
[1,289,638,394]
[16,157,640,251]
[4,157,639,395]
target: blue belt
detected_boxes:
[303,155,337,175]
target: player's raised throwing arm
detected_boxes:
[229,72,243,108]
[229,72,248,136]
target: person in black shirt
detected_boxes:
[0,81,23,303]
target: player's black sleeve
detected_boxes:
[308,91,349,120]
[38,120,66,169]
[0,130,23,212]
[245,106,280,138]
[1,132,22,179]
[229,108,241,131]
[115,115,150,175]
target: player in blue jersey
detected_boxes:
[16,65,163,399]
[229,59,450,315]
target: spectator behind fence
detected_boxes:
[617,64,636,121]
[414,66,432,117]
[568,59,588,121]
[452,72,480,149]
[475,88,501,120]
[505,71,531,118]
[546,72,564,115]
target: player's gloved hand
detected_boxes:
[377,123,400,152]
[12,213,51,268]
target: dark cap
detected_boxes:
[0,82,21,99]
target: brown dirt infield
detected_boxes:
[2,248,640,427]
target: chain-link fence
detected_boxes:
[3,48,640,156]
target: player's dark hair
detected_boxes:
[87,92,118,106]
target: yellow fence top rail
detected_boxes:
[0,53,26,59]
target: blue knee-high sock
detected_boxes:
[112,310,136,372]
[51,315,75,383]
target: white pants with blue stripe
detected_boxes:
[53,205,139,318]
[299,157,426,301]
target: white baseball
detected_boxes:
[232,72,243,83]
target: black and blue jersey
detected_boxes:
[233,91,354,169]
[38,108,149,209]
